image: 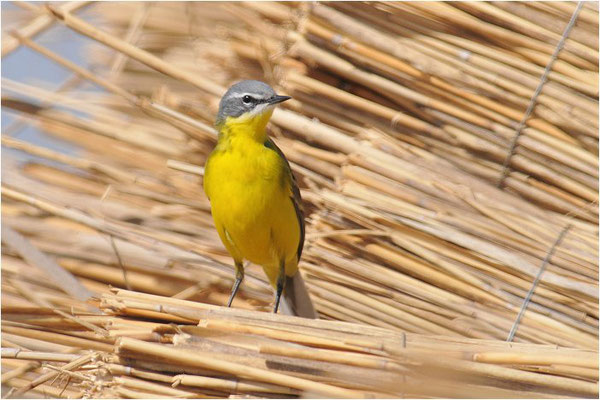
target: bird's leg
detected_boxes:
[227,261,244,307]
[273,260,286,313]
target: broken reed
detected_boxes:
[1,290,598,398]
[1,1,598,398]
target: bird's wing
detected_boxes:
[264,138,305,261]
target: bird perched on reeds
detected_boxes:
[203,80,317,319]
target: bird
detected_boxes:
[203,80,318,319]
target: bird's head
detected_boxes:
[215,80,291,135]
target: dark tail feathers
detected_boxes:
[279,273,318,319]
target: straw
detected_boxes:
[2,2,597,398]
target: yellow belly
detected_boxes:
[204,139,300,279]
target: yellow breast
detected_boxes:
[204,126,300,274]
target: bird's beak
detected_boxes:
[268,95,291,105]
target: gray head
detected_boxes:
[215,80,291,127]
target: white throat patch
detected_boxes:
[235,102,274,122]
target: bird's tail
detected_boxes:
[279,272,318,319]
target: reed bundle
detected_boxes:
[1,290,598,398]
[1,2,598,398]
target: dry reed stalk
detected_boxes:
[116,337,369,398]
[1,1,90,57]
[418,355,598,397]
[519,364,599,381]
[456,2,596,63]
[46,5,224,97]
[334,2,597,126]
[2,326,114,352]
[2,292,596,396]
[310,3,589,120]
[11,352,95,397]
[172,374,297,395]
[473,352,598,369]
[115,375,208,398]
[1,349,80,363]
[3,377,83,398]
[1,361,42,385]
[109,361,299,395]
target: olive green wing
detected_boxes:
[264,138,305,261]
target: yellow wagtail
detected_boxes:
[203,80,317,318]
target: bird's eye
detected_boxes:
[242,95,253,104]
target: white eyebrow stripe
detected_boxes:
[228,92,268,99]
